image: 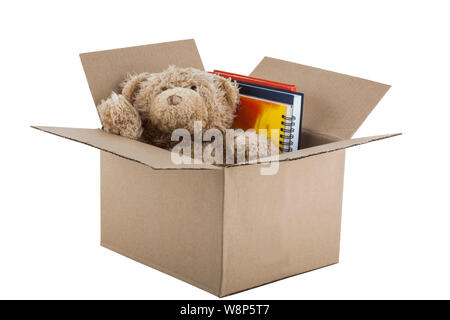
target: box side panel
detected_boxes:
[221,151,345,296]
[100,152,224,295]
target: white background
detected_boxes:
[1,0,449,299]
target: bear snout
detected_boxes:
[149,87,208,134]
[167,95,182,106]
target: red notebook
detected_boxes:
[212,70,297,92]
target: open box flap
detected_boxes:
[32,126,220,170]
[226,133,400,167]
[277,133,400,162]
[250,57,391,140]
[80,39,204,107]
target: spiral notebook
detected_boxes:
[233,81,304,152]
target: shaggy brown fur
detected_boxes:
[97,66,275,164]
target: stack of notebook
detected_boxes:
[212,70,304,152]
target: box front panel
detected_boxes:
[221,151,346,296]
[100,152,224,295]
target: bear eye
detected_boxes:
[190,85,197,91]
[161,87,167,91]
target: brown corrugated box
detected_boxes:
[33,39,399,297]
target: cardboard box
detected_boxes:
[33,39,399,297]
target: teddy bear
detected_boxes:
[96,66,276,164]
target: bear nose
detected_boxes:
[167,95,182,106]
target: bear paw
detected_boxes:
[97,92,143,140]
[226,130,278,164]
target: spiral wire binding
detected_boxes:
[279,115,296,152]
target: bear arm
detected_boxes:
[96,92,143,140]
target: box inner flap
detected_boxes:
[32,126,220,170]
[80,39,204,107]
[250,57,391,139]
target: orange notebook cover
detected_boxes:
[233,95,293,152]
[212,70,297,92]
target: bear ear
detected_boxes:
[216,76,240,108]
[120,72,150,102]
